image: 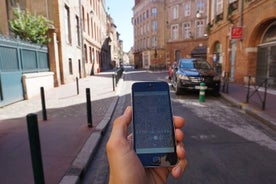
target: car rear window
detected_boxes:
[179,60,211,70]
[179,60,194,69]
[194,61,211,69]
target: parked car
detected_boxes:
[171,58,220,95]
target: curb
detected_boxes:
[58,96,119,184]
[220,93,276,131]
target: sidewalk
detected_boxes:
[220,83,276,131]
[1,73,275,184]
[0,72,119,184]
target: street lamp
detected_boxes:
[196,10,202,18]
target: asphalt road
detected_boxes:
[81,70,276,184]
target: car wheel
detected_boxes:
[175,80,181,95]
[212,90,220,97]
[212,85,220,97]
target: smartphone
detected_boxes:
[132,81,178,167]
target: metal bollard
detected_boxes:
[76,77,79,95]
[86,88,93,128]
[199,82,206,103]
[26,114,45,184]
[40,87,47,121]
[112,74,115,91]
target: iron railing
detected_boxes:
[245,76,268,110]
[221,72,230,93]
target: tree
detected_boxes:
[9,8,53,45]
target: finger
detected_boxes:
[176,142,185,159]
[110,106,132,139]
[175,129,184,142]
[173,116,185,129]
[171,159,188,179]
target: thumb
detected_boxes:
[110,106,132,139]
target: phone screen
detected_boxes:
[132,82,177,167]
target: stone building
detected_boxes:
[166,0,208,63]
[207,0,276,88]
[132,0,209,69]
[0,0,121,86]
[133,0,167,69]
[106,15,124,68]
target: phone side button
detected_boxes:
[152,156,161,165]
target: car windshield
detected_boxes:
[179,60,211,70]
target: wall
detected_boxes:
[22,72,54,99]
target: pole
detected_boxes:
[112,74,115,91]
[40,87,47,121]
[262,78,268,110]
[86,88,93,128]
[26,114,45,184]
[76,77,79,95]
[246,76,251,103]
[199,82,206,103]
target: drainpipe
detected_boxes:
[240,0,244,42]
[79,0,87,78]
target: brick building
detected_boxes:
[207,0,276,88]
[166,0,208,63]
[132,0,208,69]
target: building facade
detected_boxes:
[107,15,124,68]
[207,0,276,88]
[0,0,122,86]
[132,0,209,69]
[166,0,209,64]
[133,0,166,69]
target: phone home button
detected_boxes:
[152,156,161,165]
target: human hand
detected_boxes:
[106,106,187,184]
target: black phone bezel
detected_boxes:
[131,81,178,167]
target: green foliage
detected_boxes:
[9,8,53,45]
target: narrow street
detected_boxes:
[81,70,276,184]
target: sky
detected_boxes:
[106,0,134,52]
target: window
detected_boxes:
[172,5,179,19]
[87,13,90,35]
[89,47,92,63]
[143,24,146,34]
[196,20,205,38]
[82,6,85,31]
[64,5,71,44]
[171,24,179,40]
[152,36,157,48]
[84,44,87,63]
[152,8,157,17]
[183,22,191,39]
[216,0,223,14]
[184,1,191,16]
[76,16,80,46]
[197,0,204,12]
[91,18,94,38]
[152,20,158,32]
[69,58,73,74]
